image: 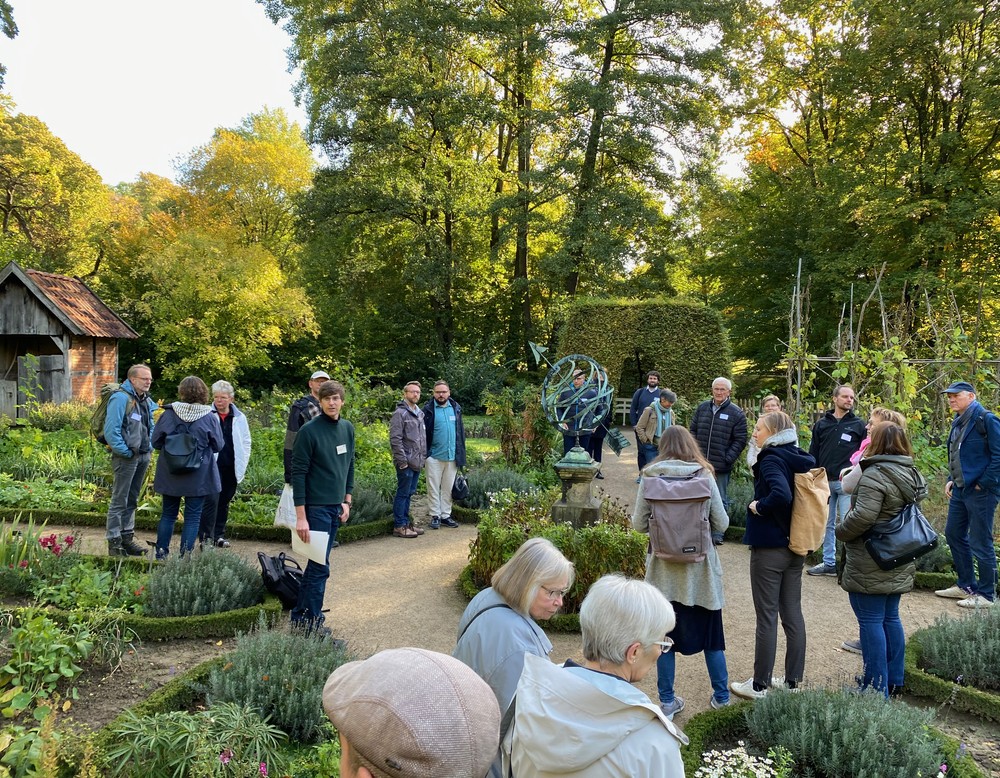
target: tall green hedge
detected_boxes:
[557,297,732,401]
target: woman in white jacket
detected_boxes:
[506,575,687,778]
[200,380,252,548]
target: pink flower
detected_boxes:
[18,560,28,568]
[63,535,75,547]
[259,763,267,776]
[220,749,233,765]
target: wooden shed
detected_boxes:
[0,261,138,419]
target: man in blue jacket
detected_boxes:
[936,381,1000,608]
[630,371,660,477]
[104,364,156,557]
[423,380,466,530]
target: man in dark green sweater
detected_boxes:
[291,380,355,634]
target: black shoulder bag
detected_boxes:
[863,466,938,571]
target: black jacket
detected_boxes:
[689,398,748,474]
[809,411,866,479]
[423,397,467,469]
[745,441,817,548]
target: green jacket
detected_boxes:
[291,414,355,507]
[836,454,927,595]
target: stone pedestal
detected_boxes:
[551,445,601,529]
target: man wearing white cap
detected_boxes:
[936,381,1000,608]
[284,370,330,485]
[323,647,500,778]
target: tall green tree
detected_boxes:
[0,98,112,275]
[178,108,315,271]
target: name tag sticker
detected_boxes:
[130,412,142,421]
[449,415,456,422]
[840,433,853,442]
[719,414,729,420]
[336,444,348,455]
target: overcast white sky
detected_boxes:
[0,0,307,186]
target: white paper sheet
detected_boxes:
[292,530,330,565]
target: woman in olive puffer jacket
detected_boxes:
[836,421,927,697]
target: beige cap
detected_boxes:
[323,648,500,778]
[310,370,331,381]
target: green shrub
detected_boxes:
[32,560,147,613]
[0,611,93,702]
[348,485,391,524]
[468,490,647,614]
[917,608,1000,691]
[745,688,947,778]
[0,474,100,512]
[0,520,79,597]
[726,476,754,525]
[915,537,953,573]
[145,550,264,618]
[239,427,284,495]
[27,400,94,432]
[103,702,287,778]
[207,623,352,743]
[463,467,535,510]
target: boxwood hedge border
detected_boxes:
[0,507,393,544]
[904,630,1000,723]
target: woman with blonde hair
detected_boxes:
[632,426,731,716]
[836,422,926,696]
[732,411,816,699]
[454,537,574,777]
[840,407,907,494]
[747,395,783,468]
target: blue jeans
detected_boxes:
[291,504,342,628]
[946,485,999,601]
[657,649,729,705]
[713,471,731,543]
[823,480,851,567]
[106,453,151,539]
[156,494,204,557]
[848,591,904,697]
[639,443,658,471]
[393,467,420,528]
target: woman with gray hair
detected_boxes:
[199,380,252,549]
[454,537,574,777]
[506,574,687,777]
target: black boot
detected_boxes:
[107,537,127,557]
[120,532,146,557]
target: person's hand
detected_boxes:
[296,514,310,543]
[748,501,759,515]
[945,480,954,499]
[341,501,351,524]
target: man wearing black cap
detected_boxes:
[936,381,1000,609]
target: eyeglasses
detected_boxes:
[540,585,568,601]
[652,637,674,654]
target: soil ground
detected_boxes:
[43,428,1000,775]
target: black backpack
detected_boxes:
[162,420,201,474]
[257,552,303,610]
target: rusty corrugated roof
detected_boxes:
[25,269,138,339]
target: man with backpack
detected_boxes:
[103,364,157,557]
[936,381,1000,608]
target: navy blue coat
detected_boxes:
[744,443,816,548]
[152,406,224,497]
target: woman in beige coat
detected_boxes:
[632,426,730,717]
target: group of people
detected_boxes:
[103,365,251,560]
[625,373,998,714]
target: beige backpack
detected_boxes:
[789,467,831,555]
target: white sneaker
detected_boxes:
[935,584,971,599]
[730,678,766,700]
[710,696,732,709]
[957,595,995,609]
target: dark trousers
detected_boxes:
[201,470,238,542]
[291,504,342,628]
[749,546,806,687]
